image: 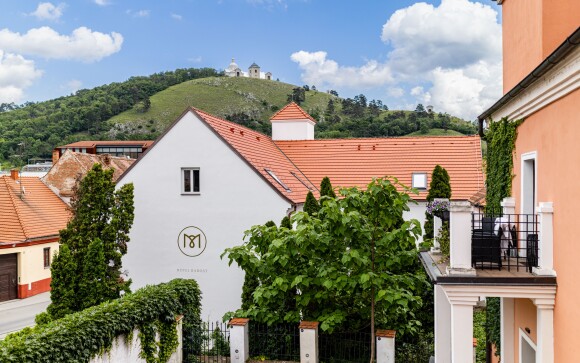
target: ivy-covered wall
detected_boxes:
[0,279,201,363]
[483,117,521,357]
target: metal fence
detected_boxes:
[249,323,300,361]
[471,211,539,271]
[318,329,372,363]
[183,321,230,363]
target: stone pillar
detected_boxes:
[299,321,319,363]
[376,330,396,363]
[500,298,515,363]
[229,318,250,363]
[501,197,516,215]
[447,201,476,276]
[534,300,555,363]
[434,285,451,363]
[533,202,556,276]
[449,296,478,362]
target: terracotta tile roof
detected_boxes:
[275,135,484,201]
[43,151,135,199]
[191,108,317,204]
[0,176,69,244]
[56,140,154,149]
[270,102,316,123]
[468,187,487,206]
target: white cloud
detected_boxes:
[94,0,110,6]
[127,9,150,18]
[0,51,43,103]
[171,13,183,21]
[290,50,393,89]
[387,87,404,98]
[31,2,66,21]
[62,79,82,93]
[290,0,502,120]
[0,26,123,62]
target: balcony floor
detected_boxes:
[419,251,557,285]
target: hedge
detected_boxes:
[0,279,202,363]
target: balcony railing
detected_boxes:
[471,212,539,272]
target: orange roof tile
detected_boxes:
[275,135,484,201]
[43,151,135,199]
[270,102,316,123]
[0,176,70,244]
[191,108,316,204]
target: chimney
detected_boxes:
[52,149,60,164]
[10,169,19,181]
[270,102,316,141]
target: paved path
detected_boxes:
[0,292,50,338]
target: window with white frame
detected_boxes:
[412,173,428,190]
[182,168,200,194]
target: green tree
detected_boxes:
[223,178,425,363]
[280,216,292,229]
[46,164,135,318]
[423,165,451,240]
[319,176,336,199]
[78,238,108,310]
[303,191,320,215]
[46,245,77,319]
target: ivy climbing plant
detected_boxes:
[483,116,522,357]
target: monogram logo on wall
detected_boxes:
[177,226,207,257]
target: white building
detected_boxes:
[224,58,272,80]
[117,103,483,320]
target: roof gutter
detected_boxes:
[478,27,580,135]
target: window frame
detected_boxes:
[412,172,428,190]
[265,168,291,192]
[181,167,201,195]
[43,247,51,269]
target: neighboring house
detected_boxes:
[43,150,134,204]
[53,140,153,163]
[116,102,484,320]
[224,58,273,80]
[421,1,579,362]
[0,171,69,302]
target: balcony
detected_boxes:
[420,197,556,285]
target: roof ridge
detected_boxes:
[274,134,480,143]
[1,176,28,240]
[190,107,273,139]
[269,102,316,123]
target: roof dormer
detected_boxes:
[270,102,316,141]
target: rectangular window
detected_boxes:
[182,168,200,194]
[412,173,428,190]
[43,247,50,268]
[265,168,291,192]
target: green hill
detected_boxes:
[107,77,334,137]
[407,128,464,136]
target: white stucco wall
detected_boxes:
[403,201,427,245]
[117,111,291,321]
[0,242,58,285]
[271,121,314,140]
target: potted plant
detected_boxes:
[427,200,450,221]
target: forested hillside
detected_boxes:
[0,70,476,167]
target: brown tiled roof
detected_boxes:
[56,140,154,149]
[43,151,134,198]
[191,108,316,204]
[468,187,487,206]
[275,135,484,201]
[0,176,69,244]
[270,102,316,123]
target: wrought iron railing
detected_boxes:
[318,328,372,363]
[183,321,230,363]
[249,323,300,361]
[471,212,539,272]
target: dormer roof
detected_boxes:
[249,62,260,68]
[270,102,316,123]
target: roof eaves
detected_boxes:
[1,176,28,240]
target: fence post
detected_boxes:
[376,330,396,363]
[299,321,319,363]
[447,201,476,275]
[229,318,249,363]
[501,197,516,215]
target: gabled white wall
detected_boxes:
[271,120,314,140]
[117,111,291,321]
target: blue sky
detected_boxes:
[0,0,503,119]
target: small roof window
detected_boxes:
[265,169,291,192]
[412,173,428,190]
[291,171,313,191]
